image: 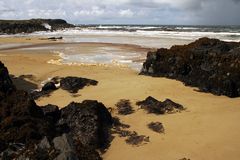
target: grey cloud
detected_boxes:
[0,0,239,25]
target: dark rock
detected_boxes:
[0,19,74,34]
[140,37,240,98]
[53,133,78,160]
[112,117,130,129]
[111,117,149,146]
[0,88,55,145]
[0,143,25,159]
[42,82,57,91]
[125,132,149,146]
[0,61,15,94]
[38,136,51,149]
[0,61,104,160]
[136,96,184,114]
[41,104,60,122]
[60,76,98,93]
[112,117,131,137]
[75,141,102,160]
[58,100,112,149]
[30,82,57,100]
[0,140,7,153]
[115,99,134,115]
[30,90,52,100]
[48,37,63,40]
[147,122,164,133]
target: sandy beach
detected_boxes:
[1,37,240,160]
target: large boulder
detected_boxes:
[0,90,56,144]
[140,37,240,97]
[58,100,113,149]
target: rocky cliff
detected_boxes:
[0,19,74,34]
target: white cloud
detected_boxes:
[119,9,134,17]
[74,6,105,17]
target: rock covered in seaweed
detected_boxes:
[115,99,134,115]
[147,122,165,133]
[58,100,113,149]
[140,37,240,98]
[60,76,98,93]
[136,96,184,114]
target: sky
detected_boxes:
[0,0,240,25]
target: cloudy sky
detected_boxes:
[0,0,240,25]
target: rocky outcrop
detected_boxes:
[0,61,112,159]
[0,19,74,34]
[140,37,240,98]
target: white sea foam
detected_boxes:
[42,23,52,30]
[51,47,143,71]
[27,27,240,46]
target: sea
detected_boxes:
[2,25,240,70]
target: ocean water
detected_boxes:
[29,25,240,48]
[3,25,240,70]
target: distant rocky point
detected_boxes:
[0,19,74,34]
[140,37,240,98]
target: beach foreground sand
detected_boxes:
[1,38,240,160]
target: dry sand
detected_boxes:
[1,37,240,160]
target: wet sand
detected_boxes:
[1,37,240,160]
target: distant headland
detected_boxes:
[0,19,74,34]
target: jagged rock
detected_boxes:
[30,90,52,100]
[42,82,57,91]
[0,61,105,160]
[0,61,15,94]
[38,136,51,149]
[53,134,78,160]
[0,19,74,34]
[140,37,240,98]
[147,122,164,133]
[0,143,25,159]
[0,88,56,145]
[30,81,57,100]
[60,76,98,93]
[115,99,134,115]
[136,96,184,114]
[58,100,112,149]
[74,142,102,160]
[41,104,60,122]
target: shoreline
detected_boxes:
[1,37,240,160]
